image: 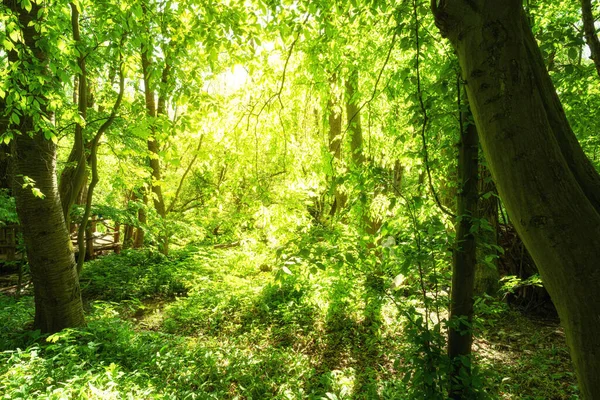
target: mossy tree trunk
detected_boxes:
[433,2,600,397]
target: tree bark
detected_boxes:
[581,0,600,78]
[448,99,479,398]
[5,0,85,332]
[433,2,600,397]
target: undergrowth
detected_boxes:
[0,240,579,399]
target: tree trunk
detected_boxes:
[581,0,600,78]
[433,2,600,397]
[141,43,168,255]
[12,134,86,332]
[5,0,85,333]
[448,99,479,398]
[58,2,89,227]
[133,194,147,249]
[123,224,134,249]
[346,69,365,166]
[474,165,499,296]
[328,73,346,215]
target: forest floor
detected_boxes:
[0,241,578,399]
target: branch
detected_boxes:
[256,14,309,118]
[166,134,204,214]
[581,0,600,78]
[343,25,398,137]
[414,0,455,219]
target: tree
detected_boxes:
[581,0,600,78]
[447,93,478,398]
[3,0,85,332]
[432,1,600,397]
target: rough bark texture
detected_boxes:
[448,107,479,398]
[581,0,600,78]
[433,2,600,397]
[12,134,85,332]
[5,0,85,332]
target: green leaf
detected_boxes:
[21,0,32,12]
[568,47,578,61]
[9,30,20,43]
[10,113,20,125]
[3,39,14,51]
[31,187,45,199]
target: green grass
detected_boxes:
[0,243,579,399]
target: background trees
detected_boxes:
[1,0,599,397]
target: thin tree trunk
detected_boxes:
[581,0,600,78]
[328,73,346,215]
[123,224,134,249]
[433,2,600,397]
[448,95,479,398]
[346,69,365,165]
[58,3,88,226]
[133,194,147,249]
[474,165,499,296]
[76,65,124,273]
[141,43,168,255]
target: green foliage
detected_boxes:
[0,240,578,399]
[0,296,37,351]
[0,189,18,225]
[500,274,544,297]
[80,250,189,301]
[2,0,591,397]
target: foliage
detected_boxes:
[0,243,578,399]
[80,250,189,301]
[1,0,595,397]
[0,189,18,225]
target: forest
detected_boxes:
[1,0,599,398]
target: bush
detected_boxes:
[80,250,189,301]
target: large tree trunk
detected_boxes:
[12,134,86,332]
[5,0,85,333]
[448,99,478,398]
[433,2,600,397]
